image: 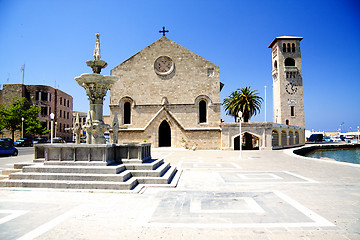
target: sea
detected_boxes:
[305,147,360,165]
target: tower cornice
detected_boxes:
[268,36,303,48]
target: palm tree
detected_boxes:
[223,86,263,150]
[223,86,263,122]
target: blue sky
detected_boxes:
[1,0,359,132]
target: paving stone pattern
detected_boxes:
[149,191,329,227]
[218,171,316,183]
[0,148,359,239]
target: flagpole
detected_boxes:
[264,85,267,122]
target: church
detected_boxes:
[109,35,305,150]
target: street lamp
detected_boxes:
[357,126,359,144]
[55,122,57,138]
[238,111,243,159]
[21,118,24,138]
[50,113,54,144]
[21,117,24,138]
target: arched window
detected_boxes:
[124,102,131,124]
[283,43,286,52]
[199,100,207,123]
[287,43,291,52]
[274,60,277,69]
[292,43,295,52]
[285,58,295,66]
[272,130,279,147]
[281,131,287,146]
[295,131,300,144]
[286,119,289,125]
[289,131,294,145]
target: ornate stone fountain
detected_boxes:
[33,33,152,164]
[0,33,179,191]
[75,33,118,144]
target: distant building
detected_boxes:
[72,111,87,128]
[0,84,73,141]
[71,111,111,142]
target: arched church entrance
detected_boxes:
[159,120,171,147]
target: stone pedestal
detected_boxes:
[35,143,151,165]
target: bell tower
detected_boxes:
[269,36,305,128]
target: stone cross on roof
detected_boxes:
[159,26,169,36]
[93,33,101,60]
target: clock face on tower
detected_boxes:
[154,56,174,76]
[286,83,298,95]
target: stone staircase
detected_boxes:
[0,158,179,191]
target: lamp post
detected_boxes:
[50,113,54,144]
[238,111,243,159]
[357,126,359,144]
[55,122,57,138]
[21,117,24,138]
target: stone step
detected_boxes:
[14,162,36,169]
[43,161,109,166]
[0,178,138,190]
[33,159,45,163]
[22,165,125,174]
[121,159,143,164]
[136,166,177,184]
[9,171,132,182]
[1,169,22,175]
[129,162,170,177]
[124,159,164,170]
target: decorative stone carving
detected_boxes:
[64,113,82,144]
[110,112,119,144]
[94,33,101,61]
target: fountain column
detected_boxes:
[75,33,119,144]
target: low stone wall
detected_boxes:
[221,122,305,150]
[293,143,360,156]
[35,143,151,164]
[118,129,221,149]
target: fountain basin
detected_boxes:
[86,60,108,69]
[75,73,118,86]
[35,143,151,165]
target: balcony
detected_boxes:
[284,66,298,72]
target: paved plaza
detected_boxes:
[0,148,360,239]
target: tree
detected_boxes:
[0,117,4,135]
[223,86,263,150]
[223,86,263,122]
[0,97,49,140]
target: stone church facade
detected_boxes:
[110,37,222,149]
[109,36,305,150]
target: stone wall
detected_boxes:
[110,36,222,149]
[117,106,221,149]
[221,122,305,150]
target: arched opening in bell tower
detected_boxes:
[285,58,295,66]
